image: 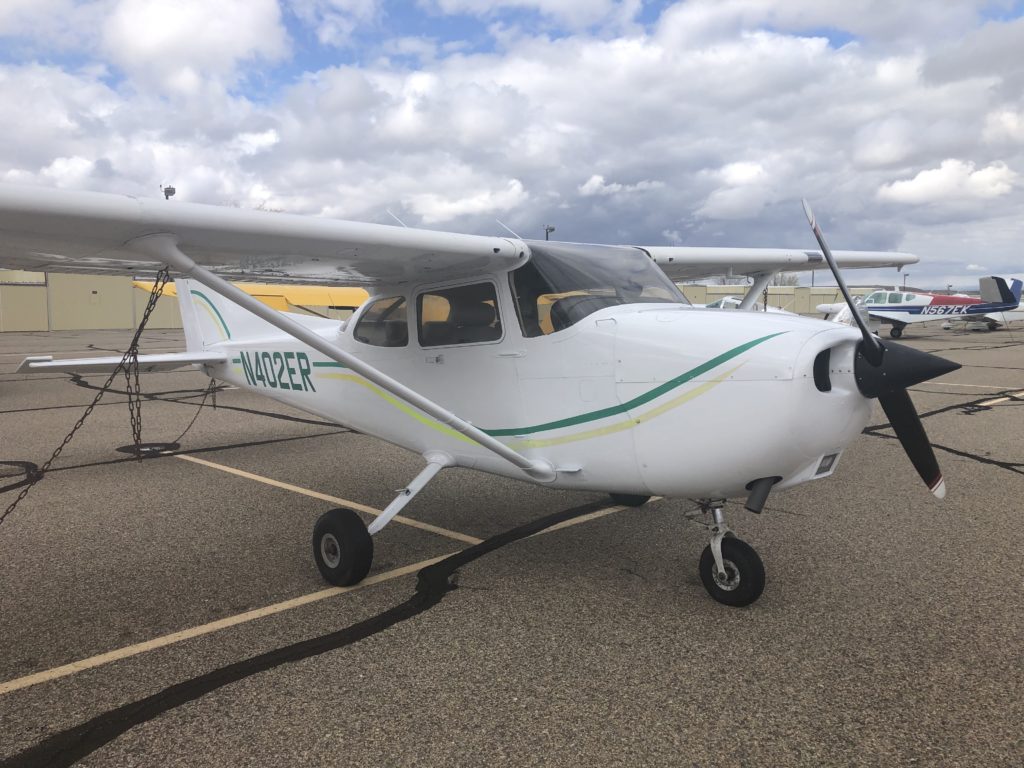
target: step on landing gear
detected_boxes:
[693,501,765,607]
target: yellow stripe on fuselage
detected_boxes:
[315,365,741,449]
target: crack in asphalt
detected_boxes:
[0,499,610,768]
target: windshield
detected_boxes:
[509,242,687,337]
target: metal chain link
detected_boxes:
[169,377,219,446]
[1,267,171,527]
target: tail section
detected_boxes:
[174,278,342,351]
[175,278,205,352]
[979,276,1023,306]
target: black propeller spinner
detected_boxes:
[802,200,960,498]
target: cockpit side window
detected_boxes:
[864,291,886,304]
[417,282,503,347]
[509,242,686,337]
[887,292,903,303]
[353,296,408,347]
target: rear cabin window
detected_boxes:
[353,296,408,347]
[417,282,502,347]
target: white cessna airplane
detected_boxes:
[0,184,956,607]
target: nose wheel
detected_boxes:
[693,502,765,607]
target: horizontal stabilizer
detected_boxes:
[16,351,226,374]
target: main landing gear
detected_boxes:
[889,324,905,339]
[313,508,373,586]
[692,501,765,607]
[312,456,449,586]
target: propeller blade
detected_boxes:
[878,388,946,499]
[802,199,884,365]
[799,200,959,498]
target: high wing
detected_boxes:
[1,183,916,286]
[0,183,524,285]
[640,246,917,280]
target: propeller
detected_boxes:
[802,200,960,498]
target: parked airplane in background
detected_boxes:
[0,183,956,607]
[699,295,796,314]
[817,277,1022,338]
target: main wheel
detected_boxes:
[698,537,765,607]
[312,508,373,586]
[609,492,651,507]
[889,326,904,339]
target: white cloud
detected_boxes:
[966,263,986,270]
[101,0,289,92]
[983,109,1024,144]
[696,161,774,219]
[405,178,528,223]
[3,3,1024,287]
[878,159,1018,204]
[578,174,663,197]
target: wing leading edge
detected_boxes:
[0,183,524,286]
[0,183,917,287]
[640,246,917,281]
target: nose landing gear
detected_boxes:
[693,501,765,607]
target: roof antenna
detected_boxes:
[495,219,522,239]
[386,209,408,228]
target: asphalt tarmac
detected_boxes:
[1,325,1021,767]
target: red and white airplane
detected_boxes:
[817,276,1023,338]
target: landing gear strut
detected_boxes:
[312,454,451,586]
[694,501,765,607]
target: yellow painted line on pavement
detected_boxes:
[0,553,452,697]
[0,498,639,696]
[977,390,1024,407]
[174,453,482,546]
[928,382,1021,390]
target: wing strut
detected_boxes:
[738,272,775,310]
[131,234,557,482]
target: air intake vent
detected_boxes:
[814,349,832,392]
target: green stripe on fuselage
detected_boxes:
[482,331,787,436]
[190,290,232,340]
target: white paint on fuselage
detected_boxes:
[200,276,869,501]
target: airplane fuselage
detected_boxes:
[195,286,869,501]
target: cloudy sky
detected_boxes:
[2,0,1023,288]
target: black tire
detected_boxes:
[312,508,373,586]
[609,493,651,507]
[889,326,904,339]
[698,537,765,607]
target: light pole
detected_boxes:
[543,224,555,241]
[903,273,909,289]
